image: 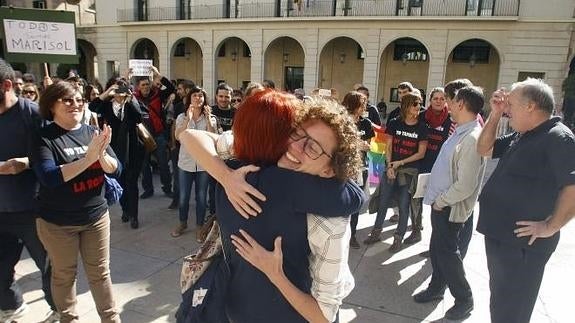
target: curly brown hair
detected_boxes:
[296,97,362,182]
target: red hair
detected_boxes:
[232,89,298,165]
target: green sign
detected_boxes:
[0,7,78,63]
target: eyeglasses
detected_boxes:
[231,99,242,103]
[22,90,36,95]
[58,97,85,106]
[289,126,333,160]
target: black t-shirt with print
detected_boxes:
[32,123,118,226]
[385,117,428,169]
[211,105,235,133]
[357,118,375,167]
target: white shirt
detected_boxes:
[307,214,355,322]
[176,113,217,172]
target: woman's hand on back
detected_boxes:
[222,165,267,218]
[231,229,284,282]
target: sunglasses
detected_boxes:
[58,97,85,106]
[231,98,242,103]
[22,90,36,95]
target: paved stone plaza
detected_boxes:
[15,173,575,323]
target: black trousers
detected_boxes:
[120,166,141,220]
[0,212,55,310]
[485,237,552,323]
[350,169,368,236]
[427,208,473,303]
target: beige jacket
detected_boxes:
[434,124,486,223]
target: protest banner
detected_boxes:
[129,59,153,77]
[0,7,78,63]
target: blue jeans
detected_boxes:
[178,169,209,226]
[142,134,172,193]
[373,172,412,238]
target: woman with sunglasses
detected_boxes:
[21,83,40,103]
[231,89,243,109]
[179,91,365,323]
[90,78,147,229]
[364,92,428,252]
[30,81,121,322]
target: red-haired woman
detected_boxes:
[179,90,365,323]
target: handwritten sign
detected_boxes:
[129,59,153,77]
[0,7,77,63]
[3,19,76,55]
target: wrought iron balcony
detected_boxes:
[117,0,520,23]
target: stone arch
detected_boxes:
[214,37,251,90]
[170,37,204,86]
[445,38,501,104]
[377,37,430,106]
[77,39,98,83]
[318,36,365,99]
[130,38,160,68]
[263,36,305,91]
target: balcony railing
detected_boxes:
[117,0,520,23]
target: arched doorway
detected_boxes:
[263,37,305,92]
[131,38,160,68]
[77,39,98,83]
[55,40,98,82]
[214,37,251,90]
[171,37,203,86]
[319,37,364,100]
[445,38,500,107]
[377,37,430,107]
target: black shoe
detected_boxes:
[419,250,430,258]
[445,300,473,320]
[168,200,178,210]
[413,289,444,303]
[121,212,129,223]
[130,218,139,229]
[389,214,399,223]
[140,191,154,199]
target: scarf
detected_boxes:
[425,105,449,129]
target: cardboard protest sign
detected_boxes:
[0,7,78,63]
[129,59,153,77]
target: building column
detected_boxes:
[303,28,320,93]
[363,28,380,100]
[203,37,215,97]
[250,30,263,86]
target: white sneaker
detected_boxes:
[41,310,60,323]
[0,303,29,322]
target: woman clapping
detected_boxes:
[31,81,122,322]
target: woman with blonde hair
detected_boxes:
[21,83,40,103]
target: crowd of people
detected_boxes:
[1,55,574,323]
